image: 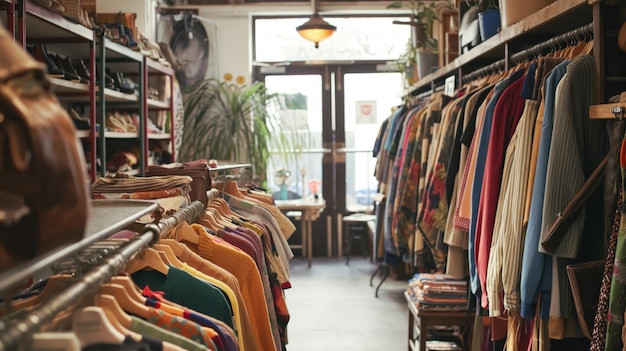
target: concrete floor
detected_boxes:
[284,257,408,351]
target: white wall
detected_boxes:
[96,0,159,39]
[198,10,251,83]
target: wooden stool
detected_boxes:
[285,211,304,257]
[342,213,376,265]
[405,292,472,351]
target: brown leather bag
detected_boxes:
[0,25,90,270]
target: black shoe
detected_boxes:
[51,54,81,82]
[70,57,90,83]
[31,44,65,78]
[109,70,137,94]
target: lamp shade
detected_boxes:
[296,14,336,48]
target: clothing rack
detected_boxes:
[461,23,594,85]
[0,200,207,350]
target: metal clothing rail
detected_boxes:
[0,200,207,350]
[0,224,160,350]
[462,23,594,84]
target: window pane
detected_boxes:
[254,17,411,62]
[265,75,325,199]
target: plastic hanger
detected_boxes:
[97,283,150,319]
[71,306,126,346]
[123,247,170,275]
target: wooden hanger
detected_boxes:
[174,222,199,245]
[589,92,626,120]
[156,239,186,257]
[94,294,141,341]
[206,207,236,228]
[109,275,146,303]
[9,274,72,311]
[97,283,150,319]
[212,198,240,218]
[153,244,186,268]
[71,306,126,346]
[223,179,244,198]
[123,247,170,275]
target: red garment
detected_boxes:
[475,75,527,309]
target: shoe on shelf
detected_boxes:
[70,57,90,83]
[118,25,138,50]
[31,0,65,15]
[106,112,128,132]
[107,69,136,94]
[31,44,65,78]
[69,108,90,130]
[148,87,159,100]
[49,53,81,83]
[117,112,138,133]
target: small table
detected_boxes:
[275,197,326,268]
[405,292,472,351]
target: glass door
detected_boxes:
[257,64,403,257]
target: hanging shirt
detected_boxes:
[475,71,527,310]
[520,59,571,320]
[487,62,540,316]
[187,224,278,351]
[130,266,234,330]
[177,244,256,351]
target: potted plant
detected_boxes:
[388,0,451,79]
[180,74,310,185]
[466,0,500,41]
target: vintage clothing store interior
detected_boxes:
[1,0,626,351]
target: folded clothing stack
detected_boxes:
[407,273,468,312]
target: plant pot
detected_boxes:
[413,22,427,50]
[478,9,501,41]
[416,51,438,79]
[499,0,555,28]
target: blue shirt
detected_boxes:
[520,60,571,319]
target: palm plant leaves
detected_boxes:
[180,78,310,180]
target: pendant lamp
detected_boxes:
[296,0,336,48]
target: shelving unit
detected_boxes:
[3,1,176,182]
[408,0,612,100]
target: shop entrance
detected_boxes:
[255,64,403,257]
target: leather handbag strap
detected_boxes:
[542,151,610,252]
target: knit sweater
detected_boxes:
[188,224,277,351]
[178,243,257,351]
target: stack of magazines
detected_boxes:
[407,273,468,311]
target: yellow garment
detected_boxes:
[181,263,245,351]
[523,95,546,225]
[458,91,492,220]
[187,224,278,351]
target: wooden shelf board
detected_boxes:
[147,99,169,109]
[146,57,175,75]
[75,130,91,138]
[148,133,171,140]
[104,39,144,62]
[49,77,90,92]
[104,88,139,103]
[24,1,93,41]
[105,131,139,138]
